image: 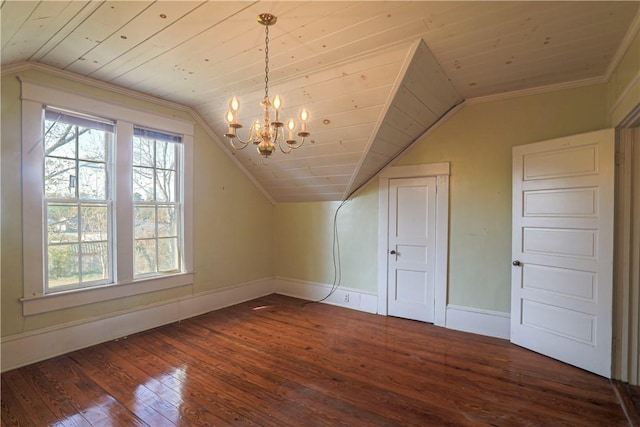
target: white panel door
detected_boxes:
[388,177,437,322]
[511,128,615,377]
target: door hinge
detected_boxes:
[615,151,625,166]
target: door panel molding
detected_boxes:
[378,162,449,326]
[511,129,615,378]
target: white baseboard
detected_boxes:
[2,277,511,372]
[445,304,510,340]
[274,276,378,314]
[1,277,276,372]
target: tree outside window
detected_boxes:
[44,109,113,291]
[132,128,182,277]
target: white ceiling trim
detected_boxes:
[609,70,640,120]
[2,61,191,112]
[605,8,640,82]
[342,39,420,200]
[465,75,606,106]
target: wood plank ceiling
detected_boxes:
[2,1,638,202]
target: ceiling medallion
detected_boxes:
[224,13,310,158]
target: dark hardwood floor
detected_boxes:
[1,294,636,426]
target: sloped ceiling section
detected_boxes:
[2,1,638,202]
[346,39,463,199]
[235,39,463,203]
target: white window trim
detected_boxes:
[20,78,194,316]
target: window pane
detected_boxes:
[80,205,109,241]
[133,166,154,201]
[79,161,106,200]
[45,157,75,199]
[135,239,157,275]
[48,244,79,287]
[48,204,79,244]
[157,206,177,237]
[133,137,154,167]
[158,237,178,272]
[78,128,106,162]
[135,206,156,239]
[44,121,76,159]
[81,242,109,282]
[156,140,176,170]
[156,170,175,202]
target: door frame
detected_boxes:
[377,162,450,326]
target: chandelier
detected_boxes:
[224,13,310,158]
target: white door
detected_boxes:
[511,128,615,377]
[387,177,437,323]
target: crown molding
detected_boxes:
[465,75,606,105]
[2,61,276,206]
[605,8,640,82]
[3,61,191,112]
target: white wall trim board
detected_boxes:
[1,274,515,372]
[609,71,640,120]
[445,304,511,340]
[1,277,276,373]
[605,9,640,82]
[5,62,191,112]
[614,128,640,386]
[274,276,378,314]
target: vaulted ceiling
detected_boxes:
[2,1,638,202]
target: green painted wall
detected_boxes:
[397,85,608,312]
[0,69,274,337]
[3,43,632,339]
[274,84,609,312]
[274,182,379,294]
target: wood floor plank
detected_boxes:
[2,369,63,425]
[47,355,147,426]
[0,294,630,426]
[155,318,402,426]
[204,298,624,424]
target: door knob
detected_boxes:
[390,250,396,255]
[512,260,521,266]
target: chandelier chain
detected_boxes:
[224,13,309,158]
[264,25,270,100]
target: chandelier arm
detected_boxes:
[277,139,293,154]
[227,137,252,150]
[231,131,257,145]
[287,136,306,150]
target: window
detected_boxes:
[44,108,114,292]
[20,79,194,315]
[132,128,182,277]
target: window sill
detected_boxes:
[21,272,194,316]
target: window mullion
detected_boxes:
[115,121,135,283]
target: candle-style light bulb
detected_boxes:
[300,108,309,133]
[273,95,282,110]
[228,97,240,124]
[230,97,240,112]
[225,110,235,135]
[287,118,296,140]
